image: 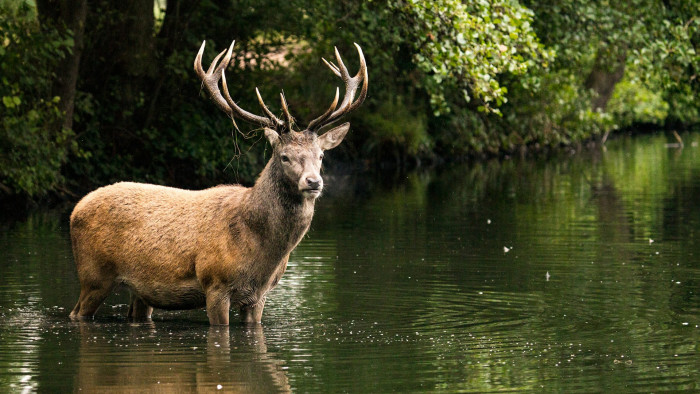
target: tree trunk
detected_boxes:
[585,50,627,112]
[143,0,201,129]
[36,0,88,132]
[80,0,156,139]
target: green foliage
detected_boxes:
[495,69,611,147]
[437,0,700,156]
[522,0,699,131]
[360,97,431,157]
[608,76,670,129]
[391,0,553,115]
[303,0,553,156]
[302,0,697,157]
[0,1,75,196]
[3,0,700,201]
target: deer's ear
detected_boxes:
[318,123,350,151]
[264,128,280,147]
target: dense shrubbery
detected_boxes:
[0,2,76,197]
[1,0,698,200]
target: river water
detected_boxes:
[1,133,699,392]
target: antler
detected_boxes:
[195,40,367,134]
[307,43,368,131]
[194,40,285,130]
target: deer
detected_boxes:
[68,39,368,325]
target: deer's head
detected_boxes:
[194,40,367,199]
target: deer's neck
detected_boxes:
[242,160,316,248]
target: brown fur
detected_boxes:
[69,125,349,325]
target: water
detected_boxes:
[1,133,699,392]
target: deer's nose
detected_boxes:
[306,177,322,190]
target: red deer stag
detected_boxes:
[69,40,368,325]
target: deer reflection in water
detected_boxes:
[74,322,290,392]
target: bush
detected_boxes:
[0,1,75,197]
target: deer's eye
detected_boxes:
[281,155,290,163]
[319,153,324,160]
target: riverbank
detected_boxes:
[3,127,697,218]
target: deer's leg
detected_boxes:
[206,290,231,326]
[127,293,153,320]
[240,296,266,324]
[69,281,115,319]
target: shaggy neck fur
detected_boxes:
[242,157,316,252]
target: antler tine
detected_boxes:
[210,47,229,76]
[307,43,368,131]
[321,58,341,77]
[334,47,351,83]
[307,87,339,130]
[280,92,294,129]
[220,71,274,127]
[194,41,233,116]
[193,40,209,77]
[195,40,278,129]
[348,42,368,112]
[255,88,283,127]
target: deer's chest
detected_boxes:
[230,254,288,307]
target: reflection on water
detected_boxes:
[1,133,700,391]
[74,323,289,392]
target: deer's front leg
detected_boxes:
[206,289,231,326]
[240,296,266,324]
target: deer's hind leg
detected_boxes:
[127,293,153,320]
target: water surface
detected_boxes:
[1,133,699,392]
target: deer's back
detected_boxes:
[70,182,246,271]
[72,181,242,228]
